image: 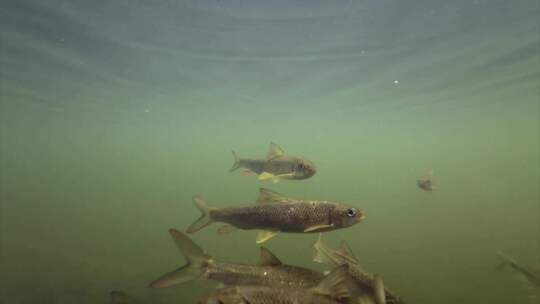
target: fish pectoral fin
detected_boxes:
[217,224,238,235]
[276,173,295,179]
[304,224,334,233]
[266,142,284,160]
[256,230,279,244]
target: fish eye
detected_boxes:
[346,208,357,217]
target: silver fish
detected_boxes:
[186,188,364,244]
[149,229,324,289]
[230,142,316,182]
[198,265,352,304]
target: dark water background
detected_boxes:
[1,0,539,303]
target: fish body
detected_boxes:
[230,142,316,182]
[313,234,405,304]
[149,229,324,289]
[416,179,432,191]
[416,170,434,191]
[497,251,540,288]
[199,265,352,304]
[186,188,364,243]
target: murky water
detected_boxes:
[1,1,539,303]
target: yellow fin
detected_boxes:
[258,172,277,182]
[304,224,333,233]
[256,230,278,244]
[267,142,284,160]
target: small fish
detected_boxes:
[149,229,324,289]
[230,142,316,182]
[186,188,365,244]
[496,251,540,288]
[313,234,405,304]
[199,265,352,304]
[416,170,434,191]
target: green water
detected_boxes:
[1,1,539,303]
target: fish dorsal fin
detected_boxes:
[335,241,358,264]
[267,142,284,160]
[259,247,283,266]
[256,188,290,204]
[312,264,351,300]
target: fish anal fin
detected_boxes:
[304,224,333,233]
[259,247,283,266]
[217,224,238,235]
[312,264,351,300]
[267,142,284,160]
[256,230,278,244]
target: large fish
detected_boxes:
[497,251,540,288]
[198,265,352,304]
[149,229,324,289]
[313,234,405,304]
[230,142,316,183]
[186,188,365,244]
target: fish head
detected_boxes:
[330,204,365,228]
[292,158,317,179]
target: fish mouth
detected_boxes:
[357,212,366,222]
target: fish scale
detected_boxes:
[211,202,336,232]
[206,261,323,287]
[232,287,344,304]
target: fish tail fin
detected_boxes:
[187,196,215,233]
[149,229,210,288]
[229,150,241,172]
[496,250,516,271]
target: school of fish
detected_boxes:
[107,143,536,303]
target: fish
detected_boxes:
[313,234,405,304]
[229,142,316,183]
[186,188,365,244]
[198,264,352,304]
[497,251,540,288]
[416,170,434,191]
[148,229,324,289]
